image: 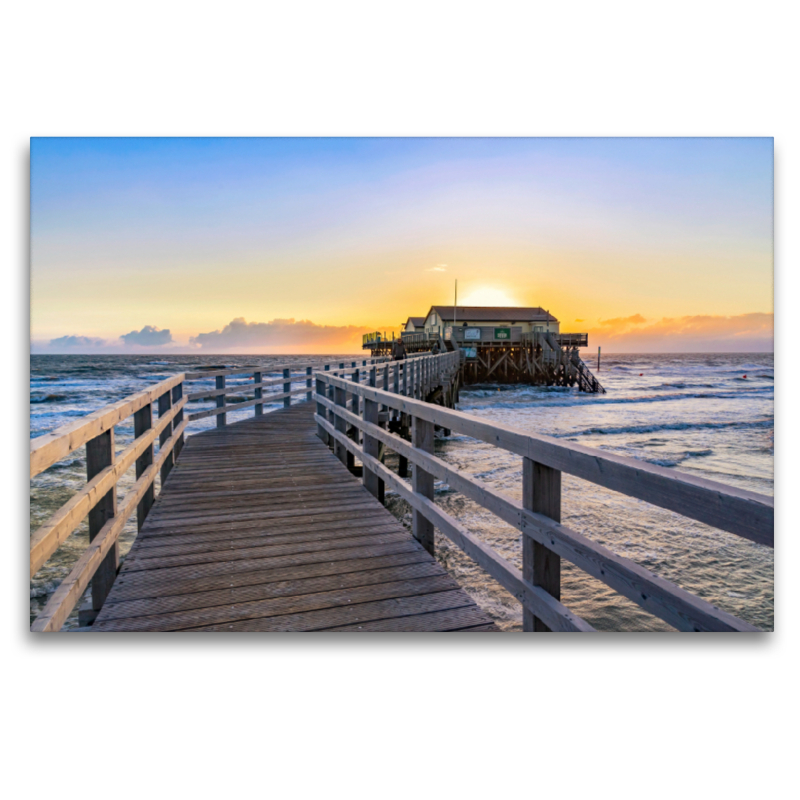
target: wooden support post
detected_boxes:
[306,366,313,401]
[171,381,184,461]
[283,368,291,408]
[334,383,348,466]
[326,382,336,449]
[133,403,154,530]
[254,370,263,415]
[216,375,226,427]
[522,458,562,632]
[82,429,118,620]
[158,389,173,484]
[315,376,327,443]
[351,368,360,417]
[398,419,410,478]
[403,361,408,396]
[363,368,383,502]
[412,415,435,555]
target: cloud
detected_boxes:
[587,312,773,352]
[48,335,106,348]
[598,314,647,327]
[190,317,374,350]
[120,325,173,346]
[426,264,448,272]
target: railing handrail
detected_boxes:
[29,354,390,631]
[313,354,770,632]
[316,366,772,546]
[30,357,389,476]
[30,373,186,479]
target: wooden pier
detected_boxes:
[89,402,494,632]
[30,352,773,632]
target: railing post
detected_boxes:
[133,403,154,529]
[283,368,291,408]
[216,375,226,427]
[306,366,313,401]
[171,381,184,460]
[315,375,327,443]
[326,381,336,450]
[82,428,118,622]
[522,458,562,632]
[363,367,383,503]
[334,380,348,466]
[254,370,263,415]
[412,414,435,555]
[158,389,173,484]
[351,367,360,416]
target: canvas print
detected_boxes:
[29,137,774,632]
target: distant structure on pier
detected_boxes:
[363,304,604,392]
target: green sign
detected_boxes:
[494,327,511,340]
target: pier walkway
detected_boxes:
[30,352,773,633]
[91,403,495,632]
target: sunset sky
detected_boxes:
[30,137,773,353]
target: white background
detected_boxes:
[4,2,796,799]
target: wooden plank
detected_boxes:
[105,549,434,603]
[186,387,310,421]
[96,561,449,621]
[91,574,460,631]
[186,589,488,632]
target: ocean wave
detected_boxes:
[554,419,773,438]
[458,387,773,412]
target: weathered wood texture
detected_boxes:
[91,402,495,632]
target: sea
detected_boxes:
[29,352,774,631]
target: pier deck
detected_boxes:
[91,402,496,632]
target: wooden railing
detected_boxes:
[313,353,773,632]
[29,356,388,632]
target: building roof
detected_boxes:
[428,306,559,323]
[404,316,426,327]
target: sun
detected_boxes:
[458,286,520,307]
